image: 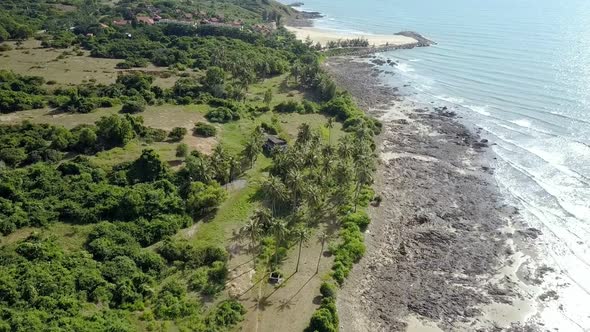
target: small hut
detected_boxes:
[263,135,287,153]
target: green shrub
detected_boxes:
[342,211,371,231]
[176,143,188,157]
[302,100,318,113]
[274,100,304,113]
[331,220,367,285]
[205,107,238,123]
[305,306,338,332]
[168,127,187,142]
[144,128,167,143]
[259,121,278,135]
[193,122,217,137]
[204,300,246,330]
[320,282,337,299]
[120,100,146,114]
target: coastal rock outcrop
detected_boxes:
[326,56,539,332]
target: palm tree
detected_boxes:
[261,175,288,215]
[337,136,354,160]
[290,63,301,84]
[228,156,241,183]
[293,226,310,273]
[296,123,312,145]
[269,218,288,269]
[242,137,261,168]
[239,217,263,270]
[286,169,306,210]
[304,185,325,222]
[251,207,273,230]
[325,117,335,145]
[186,155,213,183]
[304,149,320,169]
[316,232,329,274]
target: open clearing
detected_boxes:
[0,39,178,88]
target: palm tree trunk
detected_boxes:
[274,235,279,269]
[316,238,325,274]
[251,235,257,271]
[296,238,303,273]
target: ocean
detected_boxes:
[285,0,590,330]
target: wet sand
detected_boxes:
[324,56,552,331]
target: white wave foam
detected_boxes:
[396,62,415,73]
[409,59,422,62]
[510,119,532,128]
[434,95,465,104]
[466,104,491,116]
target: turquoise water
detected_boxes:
[288,0,590,329]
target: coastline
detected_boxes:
[324,56,549,331]
[285,26,420,48]
[283,6,567,331]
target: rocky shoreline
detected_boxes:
[325,57,547,331]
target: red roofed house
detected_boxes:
[113,19,130,26]
[136,16,155,25]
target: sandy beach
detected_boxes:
[285,26,419,47]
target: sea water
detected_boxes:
[285,0,590,330]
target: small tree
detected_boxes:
[169,127,187,142]
[176,143,188,158]
[127,149,168,183]
[120,100,146,114]
[263,88,273,106]
[186,181,227,218]
[193,122,217,137]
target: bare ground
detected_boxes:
[230,227,335,332]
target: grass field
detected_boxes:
[0,222,94,252]
[0,39,179,88]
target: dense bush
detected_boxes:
[168,127,187,142]
[120,100,146,114]
[274,100,304,113]
[0,70,46,113]
[331,222,366,285]
[186,181,227,218]
[305,298,339,332]
[320,282,337,299]
[206,107,240,123]
[41,31,77,48]
[342,211,371,231]
[193,122,216,137]
[204,300,246,329]
[176,143,188,157]
[0,117,160,168]
[259,121,279,135]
